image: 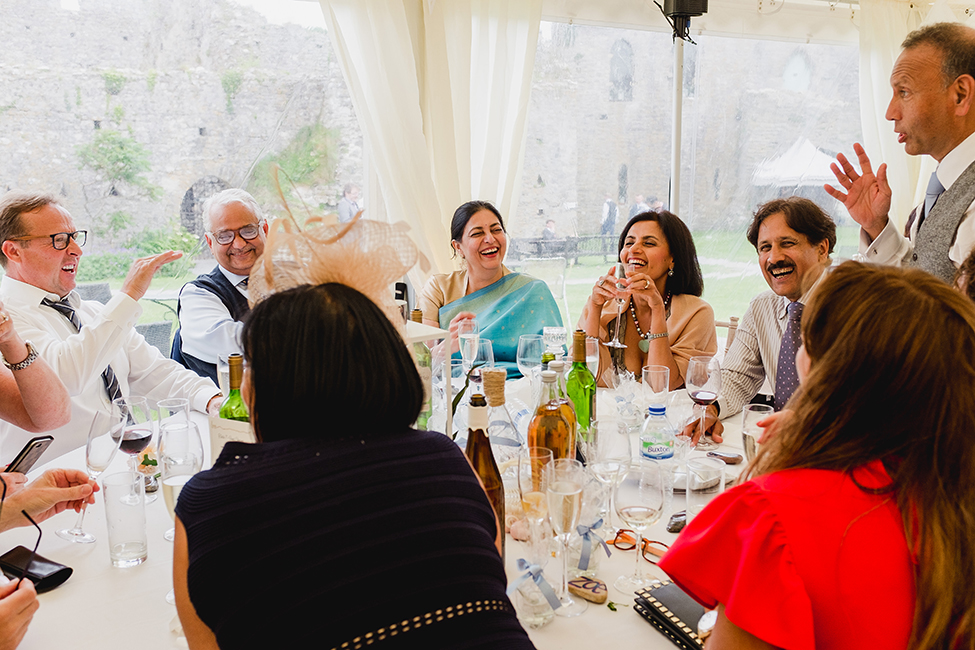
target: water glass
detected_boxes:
[585,336,599,379]
[742,403,773,463]
[685,457,725,522]
[217,354,231,397]
[103,471,148,568]
[642,365,670,406]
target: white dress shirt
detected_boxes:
[0,276,219,462]
[861,130,975,267]
[177,266,248,364]
[717,267,828,419]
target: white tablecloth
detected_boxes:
[8,390,746,649]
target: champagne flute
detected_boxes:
[588,421,631,533]
[159,420,203,604]
[603,262,628,349]
[543,458,588,617]
[517,334,544,405]
[55,407,125,543]
[470,338,495,394]
[613,458,664,593]
[517,447,553,562]
[585,336,599,378]
[685,356,722,451]
[458,319,480,374]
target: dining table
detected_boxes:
[4,387,748,649]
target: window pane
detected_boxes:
[517,22,860,340]
[0,0,363,326]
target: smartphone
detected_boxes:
[5,436,54,475]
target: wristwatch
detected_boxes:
[2,340,38,371]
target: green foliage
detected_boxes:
[0,103,14,115]
[76,252,134,282]
[77,129,159,197]
[103,71,126,96]
[111,105,125,125]
[248,124,338,202]
[130,222,199,257]
[221,70,243,113]
[146,69,158,93]
[75,86,82,107]
[89,210,133,243]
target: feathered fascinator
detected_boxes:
[247,167,429,329]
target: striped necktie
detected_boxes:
[773,301,804,411]
[42,297,123,404]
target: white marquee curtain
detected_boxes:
[858,0,972,231]
[319,0,542,286]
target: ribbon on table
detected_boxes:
[507,559,561,610]
[576,518,612,570]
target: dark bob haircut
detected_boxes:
[450,200,505,245]
[747,197,837,254]
[617,211,704,297]
[241,283,423,441]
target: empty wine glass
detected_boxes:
[685,356,722,451]
[603,263,628,349]
[588,421,631,533]
[742,403,773,463]
[613,458,664,593]
[159,420,203,603]
[56,407,125,543]
[458,319,480,374]
[543,458,588,617]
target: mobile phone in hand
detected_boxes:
[5,436,54,474]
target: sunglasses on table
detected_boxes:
[0,476,41,585]
[208,223,263,245]
[8,230,87,250]
[610,529,669,564]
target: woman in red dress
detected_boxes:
[660,261,975,650]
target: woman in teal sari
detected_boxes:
[417,201,563,378]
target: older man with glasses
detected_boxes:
[0,191,222,461]
[172,189,268,384]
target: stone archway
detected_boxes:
[180,176,230,237]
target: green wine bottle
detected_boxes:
[219,353,250,422]
[410,309,433,429]
[566,329,596,434]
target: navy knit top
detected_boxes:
[175,429,535,649]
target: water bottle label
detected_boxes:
[641,442,674,460]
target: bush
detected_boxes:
[76,252,134,282]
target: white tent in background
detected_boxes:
[751,137,837,188]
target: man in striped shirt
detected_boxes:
[692,197,835,443]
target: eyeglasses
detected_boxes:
[610,529,669,564]
[208,223,262,246]
[0,476,41,585]
[8,230,87,250]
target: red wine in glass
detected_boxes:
[119,426,153,456]
[689,390,717,406]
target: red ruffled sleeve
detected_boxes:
[658,482,816,650]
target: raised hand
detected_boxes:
[825,143,892,240]
[121,250,184,301]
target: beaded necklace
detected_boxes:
[629,292,672,352]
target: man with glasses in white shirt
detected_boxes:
[0,191,222,460]
[172,189,268,384]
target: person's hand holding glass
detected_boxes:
[685,356,722,451]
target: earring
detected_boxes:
[668,268,674,276]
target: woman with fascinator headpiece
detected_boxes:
[172,219,537,649]
[417,201,563,377]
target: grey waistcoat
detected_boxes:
[911,159,975,283]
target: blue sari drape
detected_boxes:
[439,273,564,378]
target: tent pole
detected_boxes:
[670,37,684,217]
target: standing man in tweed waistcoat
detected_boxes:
[827,22,975,284]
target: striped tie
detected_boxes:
[42,297,123,404]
